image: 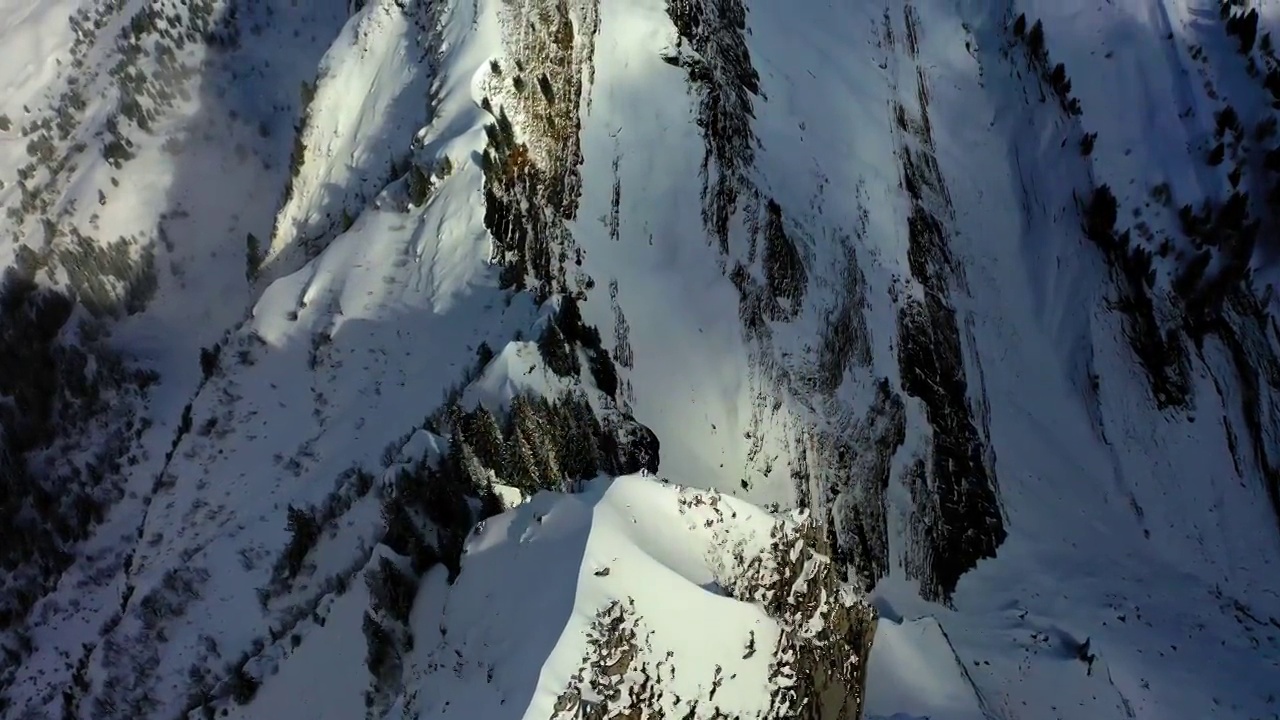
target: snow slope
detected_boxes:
[214,475,873,720]
[1,0,1280,717]
[864,616,988,720]
[397,476,867,719]
[263,0,439,278]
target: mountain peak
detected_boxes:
[1,0,1279,717]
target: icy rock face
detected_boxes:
[659,0,1008,602]
[721,509,876,720]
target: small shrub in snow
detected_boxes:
[1208,139,1228,165]
[227,664,259,705]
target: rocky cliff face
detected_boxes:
[546,488,876,720]
[658,0,1009,603]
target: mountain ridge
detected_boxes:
[0,0,1279,717]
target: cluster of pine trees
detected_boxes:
[1165,13,1277,334]
[480,105,563,297]
[0,265,155,681]
[1010,14,1082,117]
[355,388,655,711]
[1081,186,1191,408]
[438,391,654,507]
[536,294,618,398]
[361,556,417,713]
[263,466,376,599]
[1174,192,1258,333]
[1222,0,1262,57]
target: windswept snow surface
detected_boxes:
[2,0,1280,716]
[864,617,987,720]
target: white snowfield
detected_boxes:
[0,0,1279,715]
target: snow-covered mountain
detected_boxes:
[1,0,1279,717]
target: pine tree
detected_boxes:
[282,505,320,579]
[366,557,417,624]
[584,347,619,399]
[1208,141,1226,166]
[381,496,427,567]
[1080,132,1097,156]
[1216,105,1241,138]
[475,341,495,368]
[495,107,516,149]
[244,233,262,282]
[423,455,473,535]
[554,392,602,481]
[537,321,580,377]
[199,344,220,381]
[554,294,590,346]
[1027,20,1046,64]
[1083,185,1119,247]
[455,440,490,489]
[460,406,507,477]
[504,421,542,493]
[1173,250,1212,299]
[407,165,431,206]
[1049,63,1070,97]
[506,395,560,492]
